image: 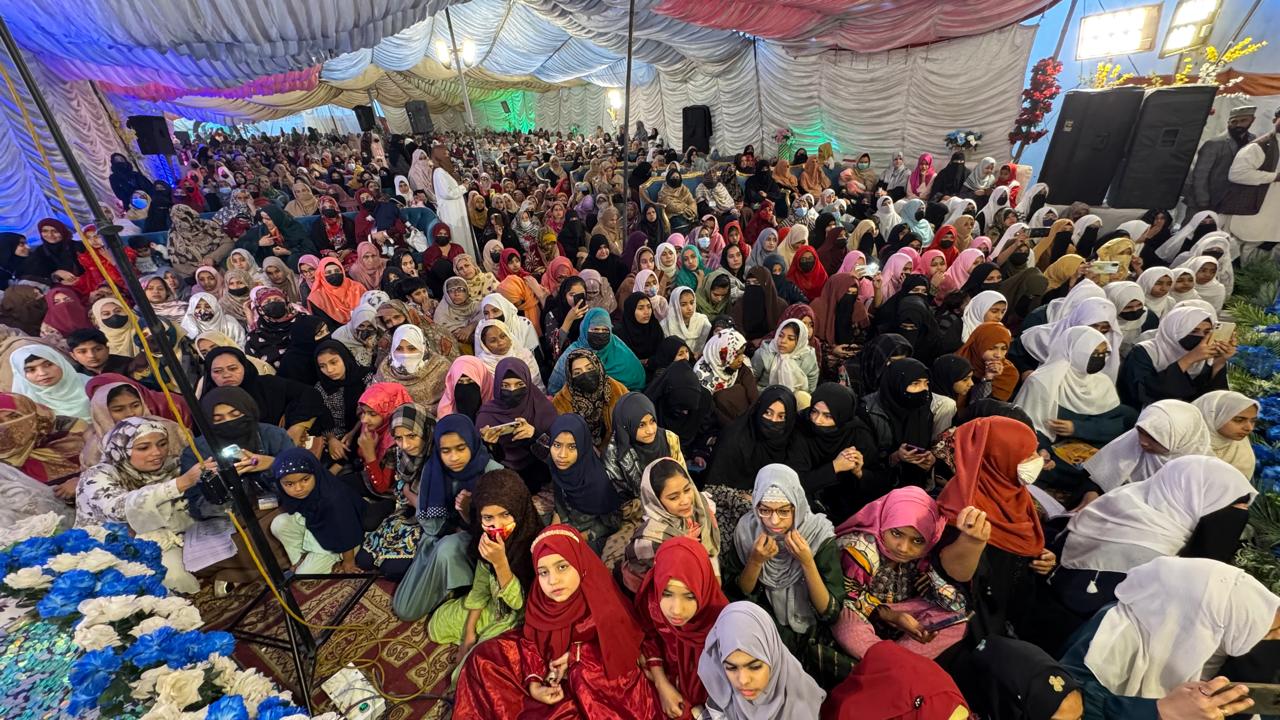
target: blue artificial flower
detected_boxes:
[165,630,236,668]
[0,550,12,574]
[137,574,168,598]
[9,536,58,569]
[70,648,121,687]
[205,695,250,720]
[56,529,101,555]
[124,626,177,670]
[50,569,98,600]
[257,696,308,720]
[36,590,83,619]
[94,568,137,597]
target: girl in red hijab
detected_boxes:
[994,162,1021,205]
[786,245,829,302]
[453,524,662,718]
[936,416,1056,642]
[743,199,776,245]
[42,286,91,338]
[636,537,729,720]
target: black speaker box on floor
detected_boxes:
[1108,85,1217,209]
[681,105,712,154]
[353,104,377,132]
[404,100,434,135]
[1038,88,1144,205]
[126,115,174,155]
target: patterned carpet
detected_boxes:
[195,578,456,719]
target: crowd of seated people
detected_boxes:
[0,123,1273,720]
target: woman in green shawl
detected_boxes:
[674,245,707,291]
[695,269,734,317]
[236,204,318,271]
[546,307,647,393]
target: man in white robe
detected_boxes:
[431,143,477,260]
[1222,107,1280,260]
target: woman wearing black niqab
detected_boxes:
[930,151,969,198]
[703,385,799,491]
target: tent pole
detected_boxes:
[0,16,322,710]
[445,8,475,127]
[621,0,635,229]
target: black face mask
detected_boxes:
[813,423,843,439]
[453,382,483,419]
[433,233,450,247]
[1118,308,1144,321]
[666,175,682,188]
[228,286,250,297]
[915,211,925,221]
[798,258,816,272]
[570,369,602,394]
[1008,251,1030,267]
[587,331,611,350]
[102,314,128,329]
[489,251,502,264]
[362,200,378,212]
[324,273,344,287]
[1205,250,1224,260]
[262,301,289,320]
[499,387,527,408]
[321,208,339,219]
[939,238,954,248]
[1179,333,1204,351]
[758,417,787,441]
[1085,354,1107,374]
[212,415,259,453]
[901,389,931,408]
[983,281,1001,291]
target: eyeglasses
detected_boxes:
[756,504,794,520]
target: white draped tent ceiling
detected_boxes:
[0,0,1051,233]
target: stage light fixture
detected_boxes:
[1076,4,1162,60]
[1160,0,1221,57]
[607,89,623,109]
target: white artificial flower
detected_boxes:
[84,526,110,542]
[3,567,51,590]
[164,604,204,631]
[78,548,125,573]
[131,665,169,700]
[45,554,83,573]
[130,616,176,638]
[224,667,279,711]
[0,512,64,547]
[78,595,140,624]
[138,700,206,720]
[117,561,155,577]
[155,665,207,710]
[73,623,122,651]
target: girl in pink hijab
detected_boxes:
[908,153,936,199]
[879,252,916,302]
[347,241,387,289]
[830,486,967,659]
[935,248,986,301]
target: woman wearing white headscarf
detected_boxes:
[963,156,997,196]
[979,185,1013,235]
[1118,305,1229,408]
[1155,209,1220,262]
[472,319,544,391]
[1020,296,1122,380]
[874,195,900,242]
[179,291,246,345]
[881,152,910,195]
[1136,266,1175,319]
[697,602,827,720]
[1027,206,1057,229]
[477,293,538,355]
[1103,281,1151,357]
[751,318,818,396]
[1014,182,1049,218]
[1193,390,1259,480]
[1168,266,1200,304]
[1081,399,1212,492]
[8,344,91,421]
[728,463,839,645]
[961,290,1006,342]
[941,197,975,228]
[1015,326,1133,445]
[1178,256,1226,313]
[1053,455,1257,619]
[1059,557,1278,716]
[1173,231,1235,296]
[407,149,435,200]
[372,324,449,412]
[662,285,712,355]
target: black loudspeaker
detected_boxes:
[126,115,174,155]
[1108,85,1217,209]
[353,104,377,132]
[404,100,434,135]
[1038,88,1144,205]
[681,105,712,154]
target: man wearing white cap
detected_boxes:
[1182,105,1255,220]
[1222,107,1280,258]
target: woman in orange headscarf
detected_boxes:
[957,321,1019,401]
[307,256,367,326]
[496,275,542,335]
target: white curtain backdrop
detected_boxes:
[531,24,1033,164]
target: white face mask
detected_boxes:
[1016,455,1045,485]
[392,350,423,374]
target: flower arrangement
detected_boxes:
[1089,37,1269,97]
[773,128,799,162]
[944,129,983,151]
[1089,62,1136,89]
[0,516,340,719]
[772,128,794,146]
[1008,57,1063,159]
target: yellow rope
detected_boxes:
[0,51,438,706]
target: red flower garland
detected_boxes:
[1009,58,1063,148]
